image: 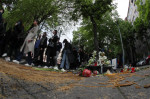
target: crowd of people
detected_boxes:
[0,9,90,71]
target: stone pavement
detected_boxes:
[0,72,58,99]
[56,67,150,99]
[0,67,150,99]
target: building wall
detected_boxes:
[127,0,146,23]
[127,0,139,24]
[127,0,148,60]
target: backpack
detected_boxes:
[48,42,54,47]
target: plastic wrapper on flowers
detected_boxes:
[98,51,111,67]
[87,50,97,66]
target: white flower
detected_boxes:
[106,60,111,65]
[103,56,107,59]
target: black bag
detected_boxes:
[48,42,54,47]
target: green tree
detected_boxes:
[73,11,135,63]
[134,0,150,56]
[136,0,150,26]
[71,0,113,57]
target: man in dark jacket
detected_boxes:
[39,32,47,65]
[46,38,55,66]
[0,19,6,57]
[52,30,58,66]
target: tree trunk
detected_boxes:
[90,16,99,59]
[130,45,133,63]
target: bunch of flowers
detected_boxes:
[98,51,111,66]
[87,51,97,66]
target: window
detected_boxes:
[132,16,135,22]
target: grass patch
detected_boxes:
[33,67,62,72]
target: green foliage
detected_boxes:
[73,10,135,59]
[72,0,112,20]
[134,17,147,40]
[71,0,113,54]
[9,0,58,30]
[136,0,150,26]
[134,0,150,46]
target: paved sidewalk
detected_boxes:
[0,65,150,99]
[56,67,150,99]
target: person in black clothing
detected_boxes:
[39,32,47,65]
[0,9,4,24]
[46,38,55,66]
[0,9,4,54]
[52,30,59,66]
[56,38,62,52]
[78,48,85,66]
[71,47,78,69]
[0,19,6,56]
[84,52,89,63]
[5,20,24,61]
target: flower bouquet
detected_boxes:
[98,51,111,66]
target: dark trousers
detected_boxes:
[33,48,40,64]
[27,52,32,65]
[7,43,18,60]
[0,39,5,56]
[46,50,54,66]
[39,48,45,64]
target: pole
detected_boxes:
[117,24,125,68]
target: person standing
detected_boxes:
[46,38,55,67]
[0,9,4,56]
[78,48,85,66]
[52,30,59,66]
[60,39,73,70]
[0,19,6,57]
[5,20,24,61]
[0,9,4,24]
[33,34,41,65]
[14,20,39,66]
[71,47,78,69]
[39,32,47,65]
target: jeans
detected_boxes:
[60,50,70,70]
